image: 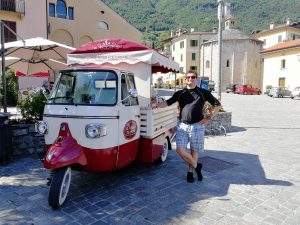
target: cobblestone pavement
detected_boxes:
[1,93,300,225]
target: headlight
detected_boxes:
[85,124,107,138]
[35,121,48,135]
[46,150,56,161]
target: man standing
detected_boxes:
[152,71,222,183]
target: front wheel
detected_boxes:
[48,166,72,209]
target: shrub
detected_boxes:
[17,88,47,123]
[0,69,19,108]
[6,69,19,106]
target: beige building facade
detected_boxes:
[0,0,48,89]
[261,39,300,92]
[201,17,263,91]
[0,0,47,40]
[162,28,216,87]
[47,0,143,48]
[254,19,300,92]
[1,0,142,89]
[254,19,300,49]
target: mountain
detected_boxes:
[102,0,300,47]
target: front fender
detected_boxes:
[44,123,87,170]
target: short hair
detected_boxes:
[186,70,198,77]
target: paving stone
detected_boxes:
[1,94,300,224]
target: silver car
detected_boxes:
[290,87,300,99]
[268,87,291,98]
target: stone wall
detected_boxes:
[205,111,232,134]
[11,124,45,156]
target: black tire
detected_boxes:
[48,166,72,209]
[157,137,169,163]
[257,91,261,95]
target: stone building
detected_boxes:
[201,16,263,91]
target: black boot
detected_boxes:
[195,163,203,181]
[187,172,194,183]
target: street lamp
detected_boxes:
[217,0,225,100]
[0,20,24,113]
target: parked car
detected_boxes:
[235,84,261,95]
[226,84,238,93]
[290,86,300,99]
[268,87,291,98]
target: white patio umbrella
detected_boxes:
[4,57,67,76]
[4,37,75,61]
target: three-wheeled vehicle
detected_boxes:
[36,38,179,209]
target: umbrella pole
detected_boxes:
[0,21,7,113]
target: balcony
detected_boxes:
[0,0,25,15]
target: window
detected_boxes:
[97,21,109,30]
[226,59,230,67]
[180,54,183,62]
[57,0,67,18]
[190,66,197,71]
[121,74,138,106]
[190,40,198,47]
[0,0,16,11]
[173,44,175,51]
[278,35,282,43]
[49,3,55,17]
[49,70,117,105]
[205,60,210,68]
[263,39,266,46]
[179,67,184,73]
[281,59,286,69]
[180,41,184,49]
[3,20,16,42]
[192,53,196,61]
[68,7,74,20]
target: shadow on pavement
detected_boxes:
[0,149,293,225]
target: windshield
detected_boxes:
[48,70,117,105]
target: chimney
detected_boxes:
[286,18,293,25]
[270,22,275,29]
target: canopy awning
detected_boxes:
[68,38,179,73]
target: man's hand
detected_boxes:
[151,101,168,109]
[152,102,158,109]
[199,117,211,125]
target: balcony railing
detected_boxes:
[0,0,25,15]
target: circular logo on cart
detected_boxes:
[123,120,138,140]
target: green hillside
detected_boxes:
[102,0,300,47]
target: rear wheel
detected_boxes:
[158,137,170,163]
[48,166,71,209]
[257,91,261,95]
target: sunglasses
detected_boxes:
[186,76,196,79]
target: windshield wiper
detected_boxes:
[48,96,74,104]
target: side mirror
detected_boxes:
[128,88,138,98]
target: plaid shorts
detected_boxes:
[176,122,205,152]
